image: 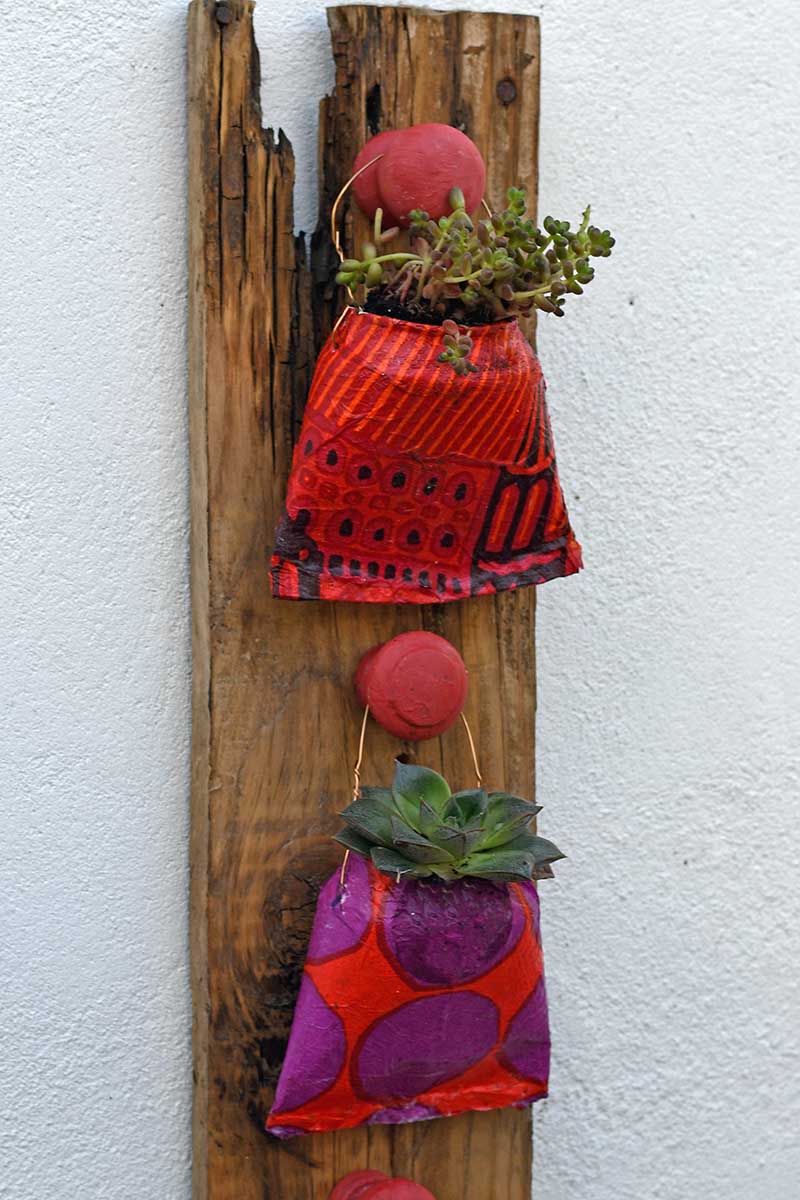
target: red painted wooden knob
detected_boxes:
[328,1172,436,1200]
[354,632,468,742]
[328,1170,388,1200]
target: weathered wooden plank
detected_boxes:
[188,4,541,1196]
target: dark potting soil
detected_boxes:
[364,288,497,328]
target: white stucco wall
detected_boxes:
[2,2,798,1199]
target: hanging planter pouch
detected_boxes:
[266,858,549,1137]
[266,755,559,1138]
[271,309,581,604]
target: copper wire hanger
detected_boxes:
[328,157,494,348]
[340,706,483,885]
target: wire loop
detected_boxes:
[460,711,483,788]
[338,703,485,884]
[330,155,385,266]
[330,302,354,349]
[340,704,371,885]
[329,160,493,346]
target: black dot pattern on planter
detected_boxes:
[278,420,570,605]
[287,449,508,601]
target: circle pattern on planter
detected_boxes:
[498,978,551,1082]
[266,865,548,1138]
[307,852,372,962]
[382,876,525,986]
[354,992,499,1101]
[271,975,347,1113]
[367,1101,441,1125]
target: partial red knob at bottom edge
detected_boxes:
[329,1172,437,1200]
[354,631,468,742]
[360,1181,437,1200]
[328,1170,389,1200]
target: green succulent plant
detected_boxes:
[335,187,615,375]
[334,759,565,883]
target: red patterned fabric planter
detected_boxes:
[266,857,549,1138]
[271,309,581,603]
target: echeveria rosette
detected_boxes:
[334,760,565,883]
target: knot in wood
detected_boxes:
[496,76,518,106]
[215,4,232,25]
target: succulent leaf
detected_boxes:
[479,795,544,849]
[526,835,567,866]
[389,816,456,864]
[479,820,536,851]
[417,798,445,839]
[370,847,432,878]
[333,827,376,856]
[447,788,490,823]
[340,796,395,845]
[494,832,565,862]
[433,824,486,860]
[392,760,451,817]
[427,862,461,881]
[430,828,469,860]
[359,786,394,804]
[485,793,542,823]
[461,851,539,883]
[492,831,541,853]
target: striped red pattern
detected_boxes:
[271,310,581,603]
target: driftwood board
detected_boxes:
[188,3,542,1197]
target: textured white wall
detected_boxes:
[0,3,191,1197]
[2,2,798,1199]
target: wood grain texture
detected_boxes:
[188,3,541,1196]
